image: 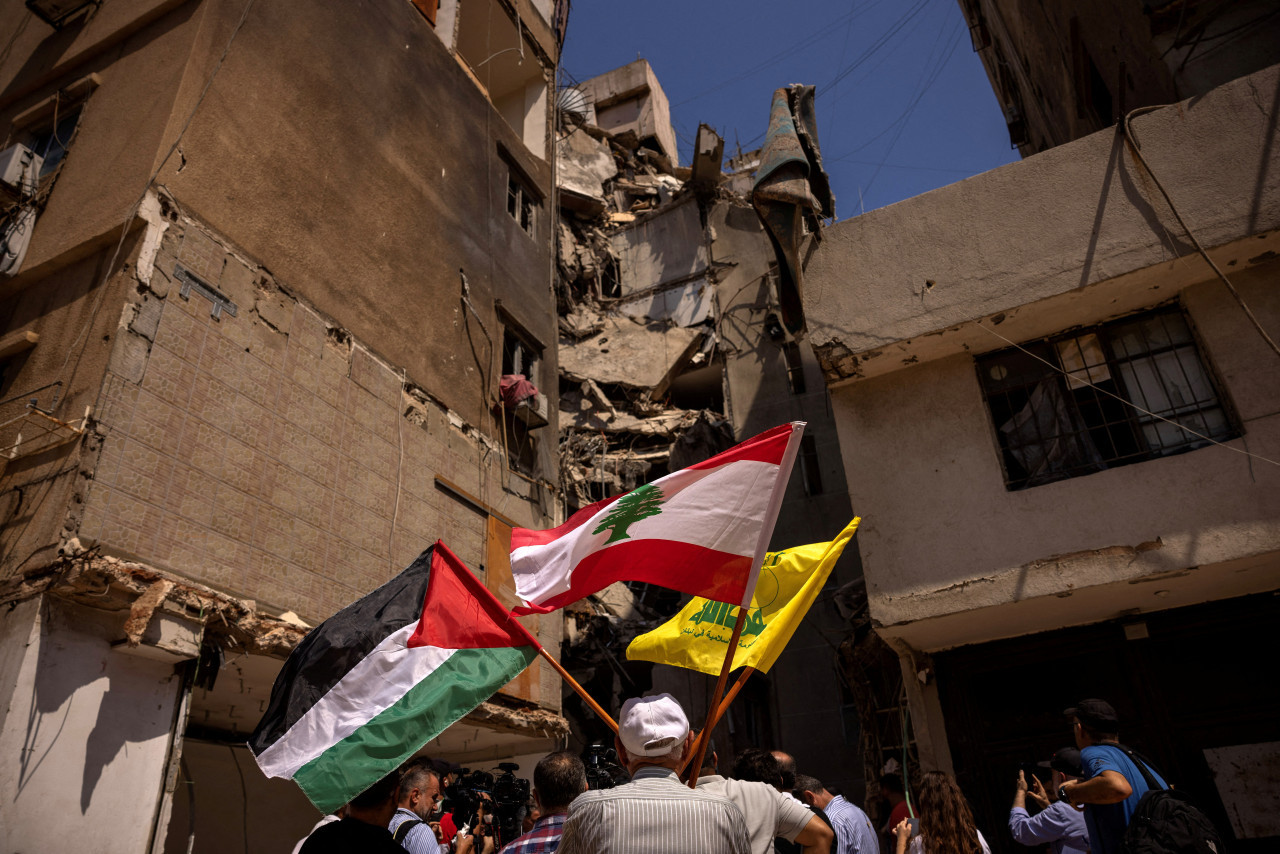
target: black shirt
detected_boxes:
[298,817,408,854]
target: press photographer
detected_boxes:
[495,751,587,854]
[446,763,532,850]
[582,741,627,790]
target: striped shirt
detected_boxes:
[825,795,879,854]
[558,766,751,854]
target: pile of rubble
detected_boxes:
[553,100,745,512]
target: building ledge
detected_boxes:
[804,63,1280,386]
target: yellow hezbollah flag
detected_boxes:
[625,518,860,675]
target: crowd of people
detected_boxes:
[292,695,1175,854]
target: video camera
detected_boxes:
[444,762,531,849]
[583,741,627,790]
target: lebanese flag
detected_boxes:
[511,422,804,615]
[248,542,537,812]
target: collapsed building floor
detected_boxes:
[545,63,867,797]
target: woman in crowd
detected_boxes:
[893,771,991,854]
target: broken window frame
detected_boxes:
[497,306,545,476]
[500,152,541,239]
[976,304,1238,491]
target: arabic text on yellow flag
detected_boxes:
[625,518,860,675]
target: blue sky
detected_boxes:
[560,0,1019,220]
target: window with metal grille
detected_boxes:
[977,305,1237,491]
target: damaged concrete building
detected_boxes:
[0,0,572,851]
[806,3,1280,850]
[551,61,866,797]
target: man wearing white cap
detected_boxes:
[558,694,751,854]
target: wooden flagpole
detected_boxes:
[537,646,618,733]
[679,665,756,776]
[685,611,749,786]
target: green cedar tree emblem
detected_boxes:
[592,483,664,544]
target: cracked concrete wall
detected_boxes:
[804,64,1280,385]
[0,596,184,854]
[706,199,864,798]
[0,238,132,581]
[1,0,559,444]
[827,263,1280,651]
[76,208,558,635]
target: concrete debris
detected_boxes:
[466,699,572,739]
[123,579,175,646]
[751,84,834,336]
[557,313,703,396]
[4,549,308,658]
[552,67,782,739]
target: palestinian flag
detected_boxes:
[510,422,804,615]
[248,542,538,812]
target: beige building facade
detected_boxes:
[805,56,1280,851]
[0,1,569,851]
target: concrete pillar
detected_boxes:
[0,595,195,853]
[895,645,954,775]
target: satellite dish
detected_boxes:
[556,86,590,132]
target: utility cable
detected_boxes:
[673,0,889,109]
[975,321,1280,468]
[53,0,258,411]
[1120,105,1280,360]
[855,20,963,196]
[818,0,932,97]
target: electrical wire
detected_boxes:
[672,0,887,109]
[825,16,963,166]
[818,0,932,96]
[1121,105,1280,360]
[851,20,963,196]
[975,320,1280,468]
[52,0,258,412]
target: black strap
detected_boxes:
[393,818,423,843]
[1114,743,1167,792]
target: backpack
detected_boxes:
[393,818,423,843]
[1116,745,1227,854]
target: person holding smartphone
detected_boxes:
[1009,748,1089,854]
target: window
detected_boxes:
[502,325,538,381]
[977,306,1236,491]
[28,105,82,178]
[506,174,535,236]
[498,319,544,475]
[798,434,823,496]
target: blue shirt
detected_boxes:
[1080,744,1167,854]
[824,795,878,854]
[1009,802,1089,854]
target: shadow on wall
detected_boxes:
[16,598,179,814]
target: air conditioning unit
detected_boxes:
[0,144,42,200]
[513,392,549,428]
